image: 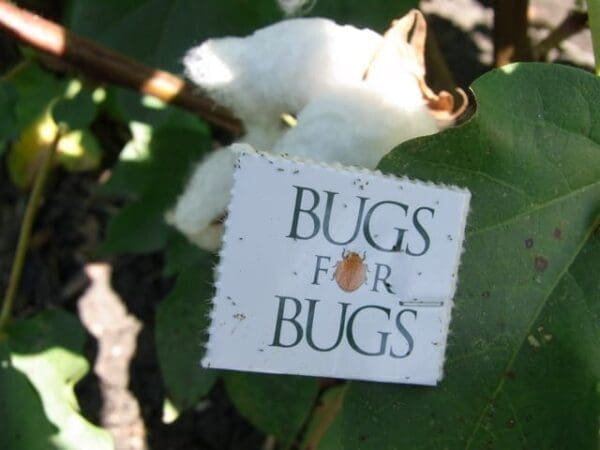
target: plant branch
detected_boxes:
[493,0,533,67]
[0,1,243,135]
[586,0,600,75]
[0,130,61,333]
[533,11,588,60]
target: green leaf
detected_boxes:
[52,88,97,130]
[0,81,17,154]
[0,310,113,450]
[68,0,283,72]
[163,232,208,277]
[155,259,218,411]
[101,123,209,254]
[327,63,600,449]
[224,372,319,446]
[0,345,57,450]
[10,64,66,131]
[308,0,418,31]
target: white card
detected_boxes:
[203,150,470,385]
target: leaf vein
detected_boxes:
[463,220,598,449]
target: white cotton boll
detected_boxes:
[168,144,252,246]
[240,122,286,152]
[364,40,425,107]
[183,18,382,125]
[183,224,224,252]
[272,85,438,169]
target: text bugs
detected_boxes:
[333,250,368,292]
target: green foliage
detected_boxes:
[310,0,419,31]
[10,64,66,131]
[328,63,600,450]
[0,310,114,450]
[224,372,320,446]
[100,119,209,254]
[0,81,17,155]
[155,259,218,411]
[52,87,98,130]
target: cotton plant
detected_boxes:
[167,9,466,251]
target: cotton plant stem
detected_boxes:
[0,131,61,333]
[586,0,600,75]
[493,0,532,67]
[0,1,243,135]
[533,11,588,60]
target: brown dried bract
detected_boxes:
[365,9,469,128]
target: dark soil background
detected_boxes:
[0,1,593,449]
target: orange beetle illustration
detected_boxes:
[333,250,368,292]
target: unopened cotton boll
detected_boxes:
[183,18,382,125]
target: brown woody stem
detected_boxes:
[0,1,243,135]
[493,0,533,67]
[533,11,588,60]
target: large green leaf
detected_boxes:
[9,64,66,131]
[0,310,113,450]
[155,259,218,411]
[68,0,283,72]
[0,345,56,450]
[100,121,209,254]
[224,372,319,447]
[319,63,600,449]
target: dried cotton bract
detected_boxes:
[169,10,466,251]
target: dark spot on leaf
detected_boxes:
[504,370,516,380]
[525,238,534,249]
[553,227,562,239]
[358,435,368,442]
[534,256,549,272]
[481,291,490,298]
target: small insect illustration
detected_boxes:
[332,250,368,292]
